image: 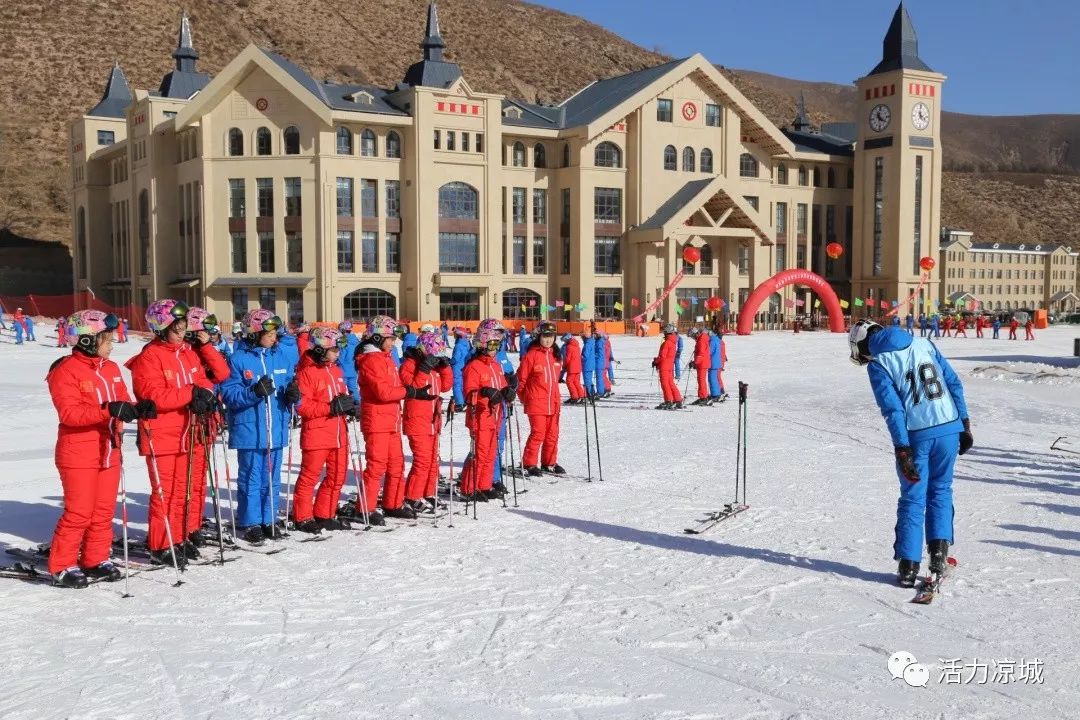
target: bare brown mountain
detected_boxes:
[0,0,1077,252]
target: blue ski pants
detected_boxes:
[236,448,284,528]
[894,433,958,562]
[708,368,722,396]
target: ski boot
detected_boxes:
[317,517,350,531]
[928,539,950,574]
[655,402,672,410]
[365,510,387,526]
[188,529,207,548]
[83,560,122,582]
[690,398,708,406]
[671,401,684,410]
[485,484,508,500]
[542,463,567,476]
[180,540,201,560]
[242,525,266,546]
[897,559,920,588]
[524,466,543,477]
[295,519,323,534]
[383,505,417,520]
[53,566,89,589]
[150,546,188,567]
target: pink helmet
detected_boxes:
[417,331,447,357]
[339,320,353,333]
[473,325,504,349]
[365,315,397,340]
[68,310,119,355]
[241,308,282,336]
[145,299,189,334]
[452,325,470,338]
[186,307,219,333]
[477,318,505,337]
[309,327,344,351]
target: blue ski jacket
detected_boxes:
[220,341,297,450]
[451,335,472,405]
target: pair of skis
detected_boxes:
[683,382,750,535]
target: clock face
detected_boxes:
[911,102,931,130]
[869,104,891,132]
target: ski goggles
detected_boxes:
[259,315,284,332]
[169,301,191,321]
[201,313,219,332]
[483,339,501,352]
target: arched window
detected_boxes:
[360,129,376,157]
[699,243,713,274]
[682,147,695,172]
[776,163,788,184]
[283,126,300,155]
[228,128,244,156]
[739,153,758,178]
[812,167,821,187]
[439,182,479,219]
[663,145,677,170]
[700,148,713,173]
[256,127,272,156]
[595,141,622,168]
[512,141,526,167]
[502,288,542,319]
[798,165,808,186]
[386,131,402,158]
[827,167,836,188]
[76,207,87,279]
[343,289,396,321]
[335,127,352,155]
[533,143,546,168]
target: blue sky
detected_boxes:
[529,0,1080,116]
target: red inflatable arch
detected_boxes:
[736,269,846,335]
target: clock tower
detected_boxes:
[851,2,945,318]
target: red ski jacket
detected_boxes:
[518,344,562,417]
[295,354,350,450]
[196,343,230,385]
[655,334,678,370]
[1010,319,1019,330]
[47,351,132,469]
[400,356,452,437]
[463,354,507,432]
[358,346,405,434]
[296,331,311,356]
[561,337,582,373]
[693,333,711,369]
[125,338,212,456]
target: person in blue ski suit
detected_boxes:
[930,315,940,338]
[450,327,471,408]
[850,320,972,587]
[707,330,727,401]
[337,322,361,404]
[390,325,405,369]
[918,314,928,337]
[220,319,299,539]
[440,323,450,347]
[992,318,1001,339]
[490,334,517,489]
[674,332,684,381]
[594,332,611,396]
[905,314,914,335]
[581,329,598,397]
[604,339,616,387]
[24,315,36,342]
[401,327,418,353]
[518,326,531,356]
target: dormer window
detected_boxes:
[1018,244,1025,250]
[348,90,374,105]
[1035,245,1042,251]
[504,106,523,120]
[992,243,1000,249]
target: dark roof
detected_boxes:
[868,2,933,76]
[637,178,714,230]
[402,2,463,88]
[782,128,854,156]
[88,63,133,118]
[501,100,565,129]
[159,11,211,99]
[262,50,408,116]
[821,122,857,143]
[559,57,689,128]
[968,241,1073,253]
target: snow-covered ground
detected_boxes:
[1,324,1078,720]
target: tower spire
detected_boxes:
[868,2,932,76]
[421,2,446,62]
[173,9,199,73]
[792,91,811,131]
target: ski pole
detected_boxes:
[217,429,237,539]
[733,385,742,508]
[118,464,133,598]
[591,393,603,482]
[348,418,370,528]
[284,407,297,529]
[205,432,227,565]
[682,364,691,398]
[142,425,184,586]
[264,398,277,539]
[739,382,749,507]
[181,422,197,557]
[583,389,593,483]
[503,402,518,508]
[447,411,454,528]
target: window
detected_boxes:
[813,167,821,187]
[228,128,244,156]
[912,156,923,275]
[230,288,249,321]
[739,153,758,178]
[776,202,787,237]
[337,231,354,272]
[344,289,396,320]
[257,178,273,217]
[433,130,440,150]
[231,232,247,273]
[594,188,621,224]
[595,288,622,318]
[533,236,547,274]
[138,190,150,274]
[439,233,479,273]
[796,203,807,236]
[439,287,479,321]
[776,163,788,185]
[705,103,721,127]
[357,129,375,157]
[663,145,677,170]
[285,177,301,217]
[798,166,808,186]
[476,133,484,153]
[258,232,274,273]
[594,236,621,274]
[386,232,400,273]
[872,157,884,276]
[700,244,713,275]
[533,189,547,225]
[447,131,456,151]
[361,179,377,217]
[361,231,378,273]
[561,188,571,224]
[385,180,400,218]
[700,148,713,173]
[97,130,115,146]
[682,248,696,275]
[256,127,272,155]
[286,288,304,326]
[775,244,787,272]
[511,235,527,274]
[258,288,276,312]
[512,187,526,224]
[503,289,541,319]
[336,177,353,216]
[462,132,470,152]
[439,182,478,219]
[336,126,352,155]
[561,235,571,274]
[657,98,673,122]
[284,126,300,155]
[562,143,570,167]
[229,179,245,218]
[386,131,401,158]
[595,142,622,168]
[738,244,749,274]
[512,141,526,167]
[743,196,759,211]
[286,231,302,273]
[534,143,546,168]
[682,147,695,172]
[76,208,86,279]
[827,167,836,188]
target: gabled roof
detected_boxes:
[559,57,689,129]
[868,2,934,76]
[264,51,408,115]
[88,63,133,118]
[631,174,772,244]
[1050,290,1079,303]
[637,179,714,231]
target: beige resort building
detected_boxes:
[70,3,949,326]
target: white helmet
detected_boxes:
[420,323,435,333]
[848,319,883,366]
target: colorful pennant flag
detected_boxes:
[880,300,889,309]
[613,301,624,311]
[853,298,864,307]
[690,296,699,305]
[631,298,640,307]
[839,299,849,309]
[675,305,684,315]
[528,299,537,307]
[795,299,805,307]
[784,299,795,308]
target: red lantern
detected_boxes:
[919,256,936,272]
[682,246,701,264]
[706,296,722,311]
[826,242,843,260]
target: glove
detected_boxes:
[284,380,301,405]
[504,371,518,392]
[479,386,500,401]
[105,401,138,423]
[189,386,218,416]
[329,394,355,417]
[688,361,697,370]
[559,375,566,384]
[135,399,157,420]
[500,386,517,404]
[959,419,974,455]
[253,375,275,399]
[405,384,435,401]
[894,446,920,483]
[651,359,659,369]
[434,357,450,369]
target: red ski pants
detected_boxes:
[146,447,204,551]
[363,431,404,511]
[1025,329,1034,340]
[566,373,585,400]
[48,465,121,573]
[293,446,348,522]
[405,433,440,501]
[460,425,497,495]
[696,367,710,399]
[659,366,682,403]
[523,413,560,467]
[1009,329,1017,340]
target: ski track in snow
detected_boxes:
[0,325,1078,719]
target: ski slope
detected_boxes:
[1,325,1078,719]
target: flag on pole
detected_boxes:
[784,299,795,308]
[520,304,526,313]
[675,304,684,315]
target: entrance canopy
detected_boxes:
[629,175,772,246]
